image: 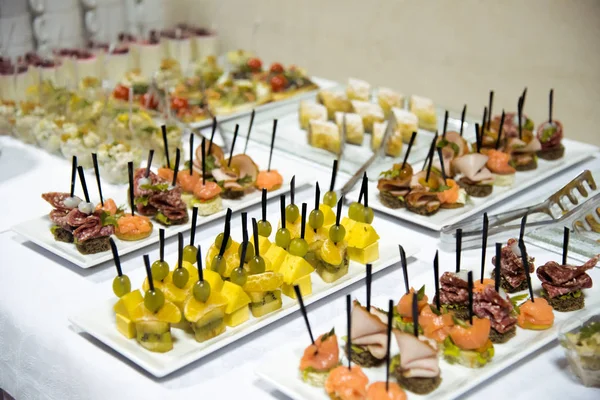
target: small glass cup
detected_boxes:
[559,311,600,387]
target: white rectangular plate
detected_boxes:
[12,182,300,269]
[218,88,477,175]
[256,258,600,400]
[351,139,598,231]
[68,220,419,377]
[188,77,336,129]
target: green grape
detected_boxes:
[275,228,291,249]
[172,267,189,289]
[309,209,324,229]
[285,204,300,223]
[258,220,272,237]
[144,288,165,313]
[238,242,254,262]
[112,275,131,298]
[210,254,226,273]
[211,255,227,276]
[248,256,266,275]
[362,207,374,224]
[323,191,337,207]
[289,238,309,257]
[329,224,346,243]
[193,280,211,302]
[230,268,248,286]
[183,245,198,264]
[151,260,169,281]
[215,233,232,250]
[348,202,365,222]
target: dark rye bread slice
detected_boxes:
[458,178,492,198]
[489,326,516,344]
[52,226,74,243]
[405,202,440,216]
[542,289,584,312]
[220,190,244,200]
[537,144,565,160]
[513,156,538,171]
[491,270,529,293]
[76,236,111,255]
[379,191,405,209]
[394,370,442,394]
[345,347,385,368]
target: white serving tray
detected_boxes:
[350,138,598,231]
[68,216,419,377]
[256,251,600,400]
[12,181,302,269]
[189,77,336,129]
[217,87,477,175]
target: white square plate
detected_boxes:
[68,217,419,377]
[350,139,598,231]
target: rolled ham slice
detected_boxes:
[393,330,440,378]
[453,153,494,182]
[350,301,388,359]
[507,137,542,153]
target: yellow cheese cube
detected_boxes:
[203,269,224,292]
[221,281,251,314]
[250,236,272,254]
[282,274,312,299]
[116,313,137,339]
[347,222,380,249]
[224,306,250,327]
[341,217,357,233]
[113,289,144,317]
[348,241,380,264]
[264,245,289,272]
[280,254,315,284]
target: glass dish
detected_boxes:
[559,310,600,387]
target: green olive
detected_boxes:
[112,275,131,298]
[329,224,346,243]
[362,207,374,224]
[348,202,365,222]
[323,191,337,207]
[289,238,309,257]
[275,228,291,249]
[285,204,300,223]
[144,288,165,313]
[238,242,254,262]
[193,280,211,302]
[257,220,272,237]
[172,267,189,289]
[230,268,248,286]
[151,260,169,281]
[215,233,232,250]
[308,209,324,229]
[248,256,266,275]
[183,245,198,264]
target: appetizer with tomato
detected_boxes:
[260,63,319,101]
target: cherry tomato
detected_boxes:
[113,84,129,101]
[270,75,288,92]
[270,62,284,74]
[247,58,262,71]
[141,93,159,109]
[170,97,188,110]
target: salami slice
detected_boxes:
[536,256,597,298]
[473,286,516,333]
[42,192,80,212]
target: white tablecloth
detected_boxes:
[1,129,599,399]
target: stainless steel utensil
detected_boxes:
[340,113,396,197]
[440,169,597,248]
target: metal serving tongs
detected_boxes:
[440,169,597,248]
[340,113,396,197]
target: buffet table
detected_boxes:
[0,121,599,399]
